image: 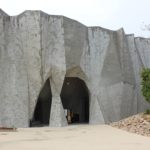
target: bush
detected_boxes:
[145,109,150,114]
[141,68,150,114]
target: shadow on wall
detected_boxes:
[30,77,89,127]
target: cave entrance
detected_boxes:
[30,79,52,127]
[61,77,89,124]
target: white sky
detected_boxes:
[1,0,150,37]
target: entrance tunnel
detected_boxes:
[31,77,89,126]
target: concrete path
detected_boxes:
[0,125,149,150]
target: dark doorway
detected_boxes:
[61,77,89,124]
[30,79,52,127]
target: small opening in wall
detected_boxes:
[30,79,52,127]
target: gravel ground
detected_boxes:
[110,113,150,137]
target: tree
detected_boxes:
[141,68,150,114]
[141,23,150,38]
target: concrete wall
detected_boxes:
[0,9,150,127]
[127,35,150,112]
[88,28,135,124]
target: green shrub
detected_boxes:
[145,109,150,114]
[141,68,150,102]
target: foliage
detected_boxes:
[141,68,150,103]
[145,109,150,114]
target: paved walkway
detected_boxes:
[0,125,149,150]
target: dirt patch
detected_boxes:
[0,127,17,132]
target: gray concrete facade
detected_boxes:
[0,9,150,127]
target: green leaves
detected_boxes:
[141,68,150,102]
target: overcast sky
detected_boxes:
[1,0,150,37]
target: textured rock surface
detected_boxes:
[110,113,150,137]
[0,9,150,127]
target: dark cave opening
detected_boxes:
[30,79,52,127]
[61,77,89,124]
[30,77,89,127]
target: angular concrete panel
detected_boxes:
[127,35,150,112]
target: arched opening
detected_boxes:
[30,79,52,127]
[61,77,89,124]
